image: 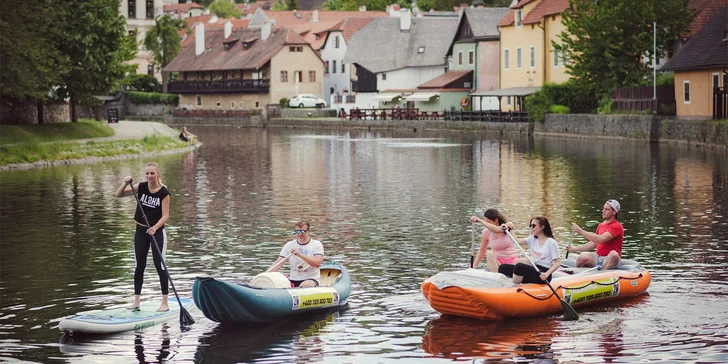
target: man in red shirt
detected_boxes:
[567,199,623,270]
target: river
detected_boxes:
[1,126,727,363]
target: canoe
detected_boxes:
[421,258,651,320]
[193,262,351,324]
[58,298,195,335]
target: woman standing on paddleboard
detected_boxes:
[115,162,170,312]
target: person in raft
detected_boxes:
[269,220,324,287]
[469,209,517,272]
[498,216,561,284]
[567,199,623,270]
[179,127,197,143]
[114,162,170,312]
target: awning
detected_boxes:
[404,92,439,101]
[372,93,402,101]
[470,86,541,97]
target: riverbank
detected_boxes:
[0,120,199,171]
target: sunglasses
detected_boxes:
[294,229,308,234]
[529,224,538,228]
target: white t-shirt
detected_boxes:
[525,236,560,268]
[279,239,324,281]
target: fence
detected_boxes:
[612,86,675,115]
[714,87,728,119]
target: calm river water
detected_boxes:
[1,126,727,363]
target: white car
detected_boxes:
[289,94,327,108]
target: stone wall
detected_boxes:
[125,101,170,117]
[0,101,71,124]
[281,109,337,118]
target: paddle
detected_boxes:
[470,222,475,268]
[565,231,574,259]
[504,229,579,321]
[128,181,195,327]
[265,252,294,273]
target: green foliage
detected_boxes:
[525,91,549,122]
[279,98,290,108]
[272,0,289,10]
[124,74,162,92]
[286,0,297,10]
[0,119,113,145]
[556,0,694,97]
[250,109,263,116]
[208,0,243,18]
[144,15,185,69]
[526,81,599,120]
[549,105,571,114]
[597,97,614,114]
[656,72,675,86]
[124,91,179,105]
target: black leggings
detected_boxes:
[133,225,169,295]
[498,262,552,284]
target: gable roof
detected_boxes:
[287,20,343,50]
[180,16,251,48]
[463,7,510,39]
[687,0,728,36]
[661,5,728,71]
[344,17,459,73]
[418,70,473,88]
[498,0,569,27]
[164,28,310,73]
[163,3,204,13]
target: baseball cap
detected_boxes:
[606,199,620,213]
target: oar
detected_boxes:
[565,230,574,259]
[128,182,195,327]
[265,252,294,273]
[504,229,579,321]
[470,222,475,268]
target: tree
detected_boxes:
[144,15,186,93]
[55,0,137,122]
[286,0,297,10]
[208,0,243,18]
[272,0,289,11]
[555,0,694,98]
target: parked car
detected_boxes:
[289,94,327,108]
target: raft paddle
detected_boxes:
[565,231,574,259]
[265,252,294,273]
[470,222,476,268]
[128,181,195,328]
[504,228,579,321]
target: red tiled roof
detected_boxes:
[163,3,204,12]
[687,0,728,36]
[180,16,251,48]
[287,20,342,50]
[512,0,538,9]
[264,10,387,28]
[523,0,569,24]
[164,28,310,72]
[498,9,515,27]
[340,17,376,42]
[418,70,472,88]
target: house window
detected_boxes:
[418,46,425,53]
[295,71,302,83]
[723,73,728,88]
[530,46,535,68]
[147,65,154,75]
[506,96,511,106]
[128,0,136,18]
[309,70,316,82]
[196,95,202,106]
[713,73,720,90]
[146,0,154,19]
[280,70,288,82]
[561,45,567,65]
[382,73,387,81]
[683,80,690,104]
[231,102,235,109]
[255,101,259,108]
[296,46,303,52]
[469,51,474,65]
[332,60,337,74]
[504,49,510,69]
[289,46,296,52]
[240,102,243,109]
[216,101,221,108]
[516,10,522,27]
[553,47,559,66]
[335,36,340,48]
[458,51,463,66]
[516,48,522,69]
[341,62,345,73]
[324,61,329,74]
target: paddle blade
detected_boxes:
[560,300,580,321]
[180,308,195,327]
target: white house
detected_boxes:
[120,0,177,80]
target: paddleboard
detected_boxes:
[58,298,194,335]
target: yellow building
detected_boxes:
[494,0,571,111]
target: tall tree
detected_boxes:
[208,0,243,18]
[555,0,694,97]
[144,15,186,93]
[55,0,137,122]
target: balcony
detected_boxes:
[168,79,270,94]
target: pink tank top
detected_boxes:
[483,228,517,261]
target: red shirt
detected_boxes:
[595,220,623,257]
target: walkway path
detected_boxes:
[87,120,180,143]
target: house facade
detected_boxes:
[163,22,324,112]
[120,0,177,80]
[495,0,570,111]
[661,5,728,118]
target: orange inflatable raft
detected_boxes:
[421,258,651,320]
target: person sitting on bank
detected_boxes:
[566,199,623,270]
[269,220,324,287]
[179,127,197,143]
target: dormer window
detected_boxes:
[418,46,425,53]
[516,10,522,27]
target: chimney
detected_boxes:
[312,9,318,23]
[261,21,272,40]
[224,21,233,39]
[400,8,411,31]
[195,23,205,56]
[359,5,366,11]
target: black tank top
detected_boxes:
[134,182,170,227]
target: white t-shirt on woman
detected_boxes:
[525,236,560,268]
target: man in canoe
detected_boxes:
[270,220,324,287]
[567,199,623,270]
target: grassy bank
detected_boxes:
[0,119,114,144]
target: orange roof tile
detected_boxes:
[418,70,472,88]
[163,3,204,12]
[497,9,515,26]
[687,0,728,36]
[264,10,387,28]
[522,0,569,24]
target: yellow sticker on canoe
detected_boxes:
[288,287,340,310]
[563,277,620,305]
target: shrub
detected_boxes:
[597,97,614,114]
[124,74,161,92]
[124,91,178,105]
[525,91,549,122]
[250,108,263,116]
[549,104,570,114]
[279,98,289,108]
[656,72,674,86]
